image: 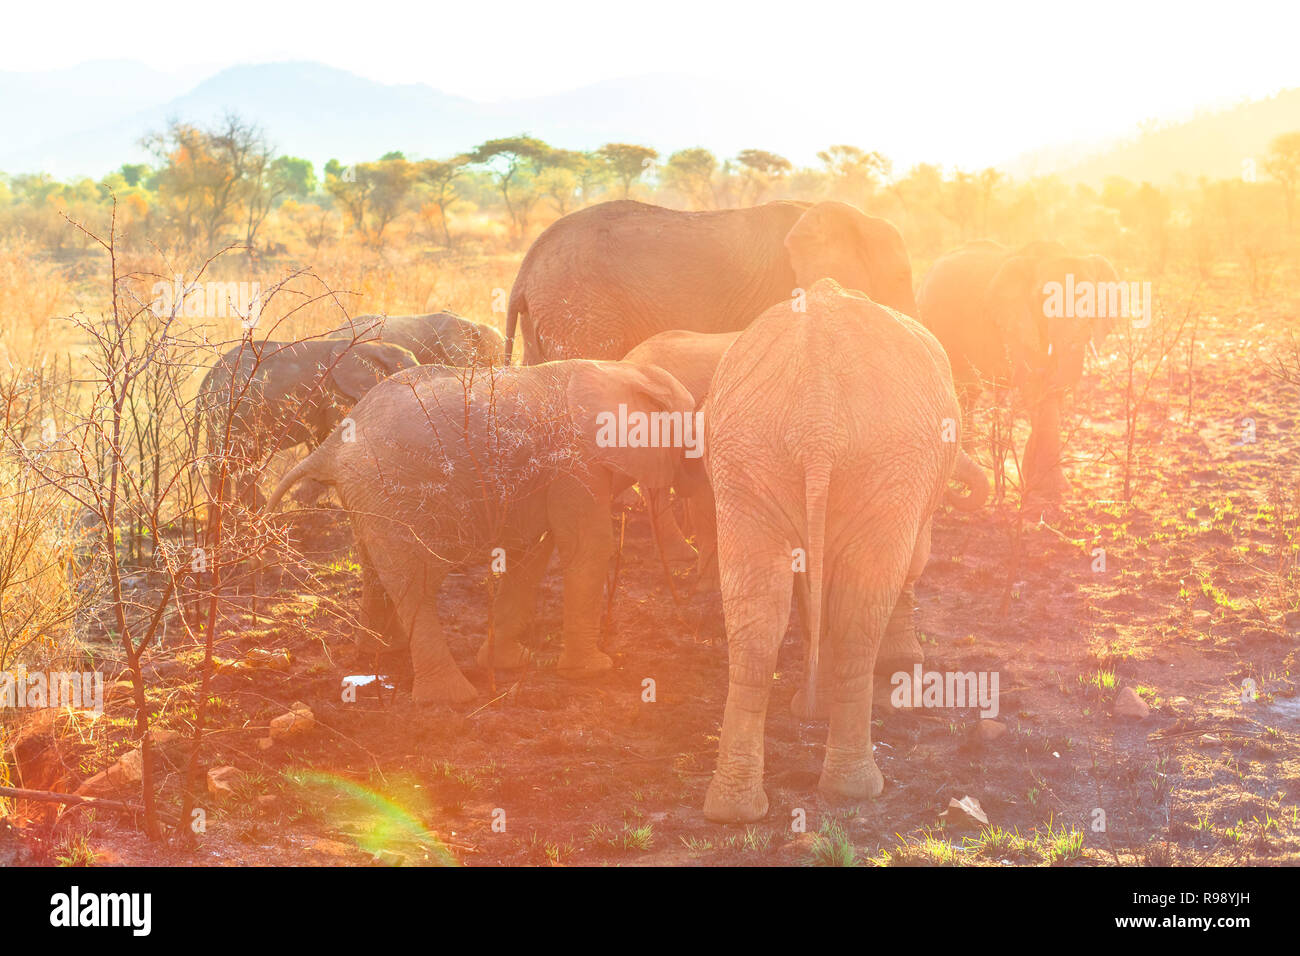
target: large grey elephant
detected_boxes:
[329,311,505,367]
[917,240,1121,499]
[621,327,986,586]
[267,360,696,704]
[702,279,970,824]
[194,338,417,512]
[505,199,918,363]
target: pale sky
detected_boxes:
[5,0,1299,167]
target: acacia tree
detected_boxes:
[144,115,270,248]
[1265,131,1300,232]
[417,156,468,246]
[598,143,658,199]
[469,135,554,242]
[735,149,792,205]
[663,147,718,209]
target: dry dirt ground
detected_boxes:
[4,271,1300,867]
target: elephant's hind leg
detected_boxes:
[704,513,793,824]
[386,561,476,704]
[819,540,909,802]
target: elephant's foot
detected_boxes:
[875,626,924,677]
[556,647,613,678]
[411,668,478,705]
[703,773,769,824]
[790,686,831,721]
[819,752,884,802]
[476,637,530,670]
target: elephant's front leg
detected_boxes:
[476,534,555,669]
[548,475,615,677]
[704,514,793,823]
[1021,384,1069,500]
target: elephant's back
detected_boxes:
[621,330,740,407]
[709,280,958,492]
[514,202,798,360]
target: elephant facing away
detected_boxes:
[329,312,505,367]
[194,339,417,513]
[506,199,918,363]
[702,279,968,824]
[917,240,1121,499]
[268,360,696,704]
[620,328,986,587]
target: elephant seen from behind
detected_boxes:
[702,279,976,823]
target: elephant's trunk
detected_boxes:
[945,450,988,512]
[266,450,329,513]
[801,457,832,716]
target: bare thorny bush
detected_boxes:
[0,202,389,842]
[970,281,1198,615]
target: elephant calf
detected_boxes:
[621,329,740,582]
[330,312,505,367]
[702,278,978,824]
[268,360,696,703]
[194,339,417,512]
[917,240,1120,499]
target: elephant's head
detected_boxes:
[783,201,917,317]
[325,341,419,403]
[567,361,698,490]
[985,246,1120,390]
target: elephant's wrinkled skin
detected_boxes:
[268,360,696,703]
[329,312,505,367]
[702,279,966,824]
[917,240,1120,499]
[506,199,918,363]
[194,339,417,512]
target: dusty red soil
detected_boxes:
[5,270,1300,867]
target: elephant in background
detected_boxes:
[194,339,417,512]
[702,279,975,824]
[917,240,1121,499]
[329,311,505,367]
[621,329,740,583]
[268,360,696,703]
[505,199,918,363]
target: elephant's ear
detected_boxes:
[783,201,863,289]
[566,361,697,491]
[328,344,389,402]
[785,202,915,315]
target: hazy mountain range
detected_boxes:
[2,60,1298,185]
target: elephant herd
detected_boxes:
[206,198,1121,824]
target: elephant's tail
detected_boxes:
[802,457,831,717]
[945,450,988,512]
[504,281,525,365]
[266,448,329,514]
